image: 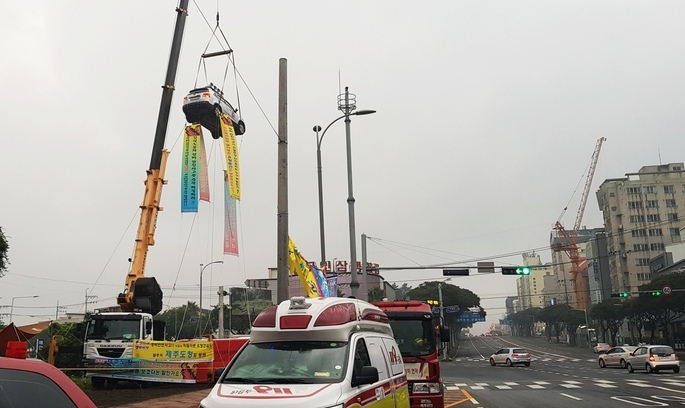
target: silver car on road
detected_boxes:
[489,348,531,367]
[626,345,680,373]
[598,346,637,368]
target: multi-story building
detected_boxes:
[587,229,612,305]
[596,163,685,293]
[516,252,554,310]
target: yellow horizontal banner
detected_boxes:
[132,340,214,362]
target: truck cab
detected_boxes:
[83,311,165,359]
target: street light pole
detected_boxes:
[199,260,223,335]
[314,108,376,271]
[9,295,39,323]
[438,282,446,361]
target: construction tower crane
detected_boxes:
[553,137,606,310]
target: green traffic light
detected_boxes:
[620,292,629,297]
[652,291,661,296]
[517,266,531,275]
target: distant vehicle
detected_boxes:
[183,83,246,139]
[0,356,97,408]
[626,345,680,373]
[489,348,531,367]
[598,346,638,368]
[593,342,612,354]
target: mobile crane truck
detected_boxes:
[82,2,189,388]
[372,300,447,408]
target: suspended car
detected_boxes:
[182,83,246,139]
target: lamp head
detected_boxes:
[354,110,376,116]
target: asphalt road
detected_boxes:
[441,335,685,407]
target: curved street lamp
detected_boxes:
[10,295,39,323]
[199,260,224,335]
[313,108,376,279]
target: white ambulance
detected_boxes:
[200,296,410,408]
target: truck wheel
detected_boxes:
[91,377,105,390]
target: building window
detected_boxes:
[648,228,663,237]
[644,186,656,194]
[666,199,677,208]
[670,228,681,237]
[630,215,646,223]
[629,201,643,209]
[633,244,649,252]
[668,213,679,221]
[610,192,615,197]
[635,258,650,266]
[627,187,642,195]
[650,243,665,251]
[632,229,647,237]
[647,214,661,223]
[646,200,659,209]
[637,273,651,281]
[664,185,675,194]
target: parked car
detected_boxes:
[626,345,680,373]
[182,83,246,139]
[598,346,638,368]
[0,356,97,408]
[593,342,612,354]
[489,348,531,367]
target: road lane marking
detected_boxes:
[561,384,581,388]
[462,389,479,405]
[527,385,545,389]
[533,381,550,385]
[503,382,519,385]
[495,385,512,389]
[560,393,582,400]
[596,383,617,388]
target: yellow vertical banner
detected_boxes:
[288,237,320,298]
[220,114,241,200]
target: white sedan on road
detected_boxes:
[598,346,637,368]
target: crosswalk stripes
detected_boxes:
[448,378,685,391]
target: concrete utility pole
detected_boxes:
[217,286,226,339]
[277,58,289,303]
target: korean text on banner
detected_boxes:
[223,171,239,256]
[198,129,210,202]
[181,125,200,212]
[85,357,199,384]
[288,237,321,298]
[220,114,241,200]
[133,340,214,362]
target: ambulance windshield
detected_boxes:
[388,319,437,357]
[222,341,349,384]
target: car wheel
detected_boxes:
[506,359,513,367]
[599,359,606,368]
[646,363,653,373]
[489,358,496,366]
[627,363,634,373]
[524,362,530,367]
[620,359,627,369]
[236,120,246,135]
[674,367,680,373]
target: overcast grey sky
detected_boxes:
[2,1,684,331]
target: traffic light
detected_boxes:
[501,266,532,275]
[610,292,630,298]
[651,290,662,296]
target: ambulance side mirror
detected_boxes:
[352,366,379,387]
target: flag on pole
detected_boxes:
[288,237,321,298]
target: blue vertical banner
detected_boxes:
[223,171,239,256]
[181,125,200,212]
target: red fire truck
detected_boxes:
[373,300,447,408]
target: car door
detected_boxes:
[497,349,509,364]
[630,347,647,367]
[605,348,621,365]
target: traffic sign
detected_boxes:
[663,285,673,296]
[432,307,440,315]
[445,305,460,314]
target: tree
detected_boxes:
[538,304,572,343]
[590,300,624,345]
[155,302,201,340]
[391,283,412,300]
[367,287,386,302]
[637,272,685,346]
[508,308,540,337]
[0,226,8,278]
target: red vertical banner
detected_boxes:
[198,130,210,202]
[223,171,239,256]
